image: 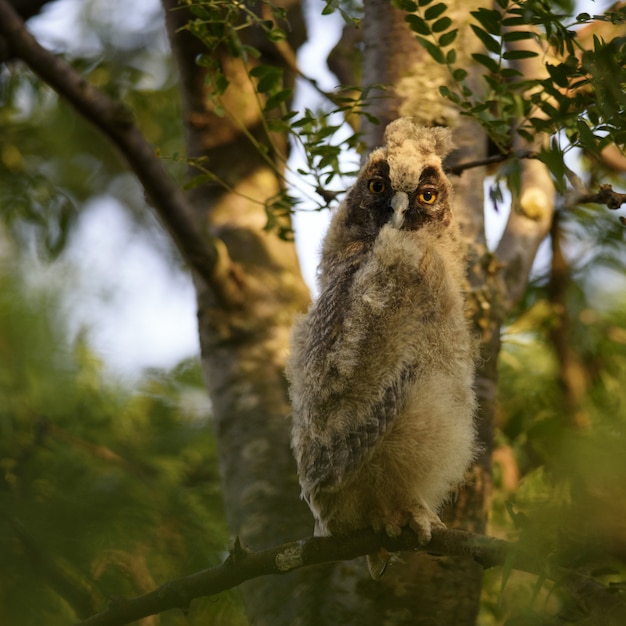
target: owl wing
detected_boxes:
[298,363,416,494]
[291,233,429,496]
[295,257,419,493]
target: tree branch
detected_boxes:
[573,184,626,212]
[0,0,53,60]
[74,526,626,626]
[0,0,244,306]
[493,21,557,313]
[73,528,508,626]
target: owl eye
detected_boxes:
[367,179,386,194]
[418,189,438,205]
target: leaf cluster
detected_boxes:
[321,0,363,27]
[401,0,626,190]
[186,0,290,114]
[179,0,374,238]
[483,251,626,623]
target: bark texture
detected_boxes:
[161,2,339,623]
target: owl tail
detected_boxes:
[366,548,395,579]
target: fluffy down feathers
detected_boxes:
[286,118,477,578]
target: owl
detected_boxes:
[286,118,477,578]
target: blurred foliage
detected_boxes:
[0,3,247,622]
[480,219,626,623]
[0,262,246,624]
[0,0,185,260]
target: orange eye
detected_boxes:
[418,189,438,204]
[368,179,386,194]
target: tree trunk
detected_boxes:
[162,0,555,622]
[161,2,330,623]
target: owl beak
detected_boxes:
[390,191,409,229]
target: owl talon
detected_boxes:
[384,522,403,538]
[408,505,445,545]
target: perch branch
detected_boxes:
[74,527,519,626]
[0,0,243,305]
[74,526,626,626]
[76,525,626,626]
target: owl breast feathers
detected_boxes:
[286,118,478,577]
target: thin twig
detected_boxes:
[445,150,540,176]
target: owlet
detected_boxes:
[286,118,477,578]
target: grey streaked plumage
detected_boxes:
[286,118,478,578]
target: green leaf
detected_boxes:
[500,67,523,79]
[576,119,599,153]
[415,35,446,63]
[545,63,572,88]
[470,8,502,35]
[209,73,229,97]
[539,140,566,192]
[432,16,452,33]
[250,65,283,93]
[249,64,280,78]
[483,74,503,91]
[264,88,292,111]
[501,16,526,27]
[266,118,291,133]
[271,6,287,20]
[587,108,601,126]
[502,30,534,42]
[439,86,461,104]
[470,25,501,55]
[503,49,539,61]
[406,14,431,36]
[424,2,447,21]
[438,29,458,47]
[393,0,418,10]
[268,28,287,42]
[453,67,468,81]
[242,44,261,59]
[446,49,457,64]
[472,52,499,73]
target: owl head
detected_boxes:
[342,119,454,241]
